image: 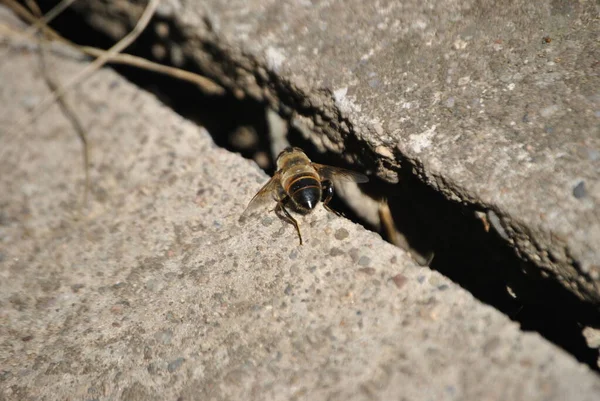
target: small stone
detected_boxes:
[284,284,293,295]
[329,247,344,257]
[572,181,586,199]
[375,145,394,159]
[358,267,376,275]
[21,95,40,110]
[166,311,180,323]
[110,305,123,314]
[87,386,100,396]
[582,327,600,348]
[290,264,300,275]
[147,362,162,375]
[167,357,185,373]
[348,248,360,262]
[428,275,443,287]
[145,278,161,292]
[371,123,384,136]
[121,382,154,400]
[391,274,408,289]
[154,329,173,345]
[487,210,510,241]
[143,346,153,360]
[334,228,349,240]
[587,149,599,161]
[71,283,85,293]
[540,104,560,118]
[358,256,371,267]
[452,38,468,50]
[457,76,470,86]
[111,282,127,290]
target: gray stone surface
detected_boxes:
[1,9,599,400]
[68,0,600,306]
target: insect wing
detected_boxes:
[312,163,369,184]
[239,172,283,223]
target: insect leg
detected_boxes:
[321,180,342,217]
[275,195,303,245]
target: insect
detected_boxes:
[240,147,369,245]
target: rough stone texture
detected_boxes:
[64,0,600,307]
[1,9,599,401]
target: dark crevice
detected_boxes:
[35,4,600,371]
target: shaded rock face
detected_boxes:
[1,2,600,400]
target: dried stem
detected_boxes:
[1,0,225,94]
[38,40,90,207]
[8,0,161,134]
[24,0,79,37]
[24,0,91,207]
[1,0,225,204]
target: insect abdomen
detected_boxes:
[286,174,321,211]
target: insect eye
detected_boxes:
[277,147,295,161]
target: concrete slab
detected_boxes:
[65,0,600,306]
[1,9,599,401]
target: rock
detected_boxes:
[0,5,599,400]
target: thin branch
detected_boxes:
[9,0,161,134]
[1,20,225,95]
[80,45,225,94]
[23,0,41,16]
[1,0,225,96]
[26,0,90,207]
[38,38,90,207]
[24,0,79,37]
[1,19,225,96]
[2,0,77,43]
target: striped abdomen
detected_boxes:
[284,171,322,212]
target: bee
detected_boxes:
[240,147,369,245]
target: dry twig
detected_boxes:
[2,0,77,43]
[1,0,225,94]
[24,0,78,37]
[7,0,161,135]
[1,0,226,205]
[40,48,91,207]
[23,0,91,206]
